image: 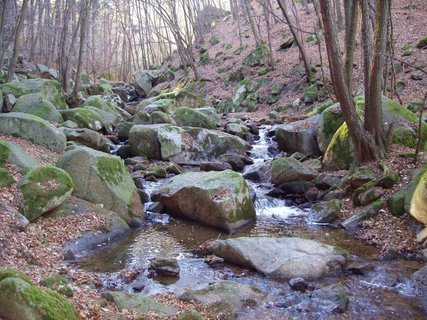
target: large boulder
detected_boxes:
[410,168,427,227]
[19,166,73,221]
[275,115,321,156]
[57,147,144,226]
[61,128,112,152]
[271,157,318,186]
[81,95,123,125]
[13,93,64,123]
[179,280,267,315]
[0,79,68,110]
[133,70,154,97]
[0,113,66,152]
[60,108,105,131]
[173,107,216,129]
[207,237,348,279]
[129,124,249,164]
[316,103,344,154]
[323,97,427,170]
[0,273,80,320]
[152,170,256,232]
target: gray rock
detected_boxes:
[0,112,67,152]
[103,291,178,317]
[271,157,318,186]
[341,201,383,230]
[57,147,144,226]
[274,115,321,156]
[152,170,256,233]
[412,264,427,312]
[309,199,341,223]
[13,93,64,123]
[179,280,267,315]
[207,237,348,279]
[62,127,112,152]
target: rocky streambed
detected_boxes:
[76,127,426,320]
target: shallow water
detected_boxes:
[79,126,426,319]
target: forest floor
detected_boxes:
[1,0,427,319]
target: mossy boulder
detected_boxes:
[309,199,341,223]
[416,36,427,49]
[410,167,427,225]
[0,112,67,153]
[388,165,427,217]
[13,93,64,123]
[61,128,112,153]
[172,90,210,109]
[82,96,122,120]
[132,110,151,124]
[0,79,68,110]
[0,276,80,320]
[243,44,270,67]
[316,103,344,153]
[129,124,249,164]
[151,111,176,125]
[57,147,144,226]
[197,107,221,126]
[60,108,105,131]
[271,157,318,186]
[0,167,15,187]
[173,107,216,129]
[152,170,256,232]
[19,166,73,221]
[323,97,427,170]
[0,140,11,166]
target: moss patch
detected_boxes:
[416,36,427,49]
[96,156,127,185]
[0,167,15,187]
[0,140,11,166]
[20,166,74,221]
[174,107,216,129]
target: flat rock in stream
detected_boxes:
[103,291,178,317]
[207,237,348,279]
[179,280,267,315]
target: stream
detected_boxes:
[79,126,425,319]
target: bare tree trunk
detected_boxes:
[71,0,89,105]
[319,0,378,165]
[364,0,390,154]
[343,0,358,92]
[277,0,313,82]
[7,0,29,82]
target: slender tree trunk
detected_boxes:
[319,0,378,165]
[364,0,390,153]
[7,0,29,82]
[277,0,313,82]
[343,0,358,92]
[71,0,89,104]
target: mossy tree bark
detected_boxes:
[319,0,379,166]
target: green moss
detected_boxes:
[233,45,247,55]
[0,268,32,284]
[61,108,105,130]
[96,156,127,185]
[225,43,232,50]
[1,278,80,320]
[82,95,116,114]
[416,36,427,49]
[210,36,219,45]
[243,44,270,67]
[0,79,67,110]
[174,107,216,129]
[20,166,74,221]
[177,310,205,320]
[323,122,354,170]
[0,167,15,187]
[199,51,210,65]
[41,275,74,298]
[0,140,11,166]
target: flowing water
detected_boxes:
[80,126,425,319]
